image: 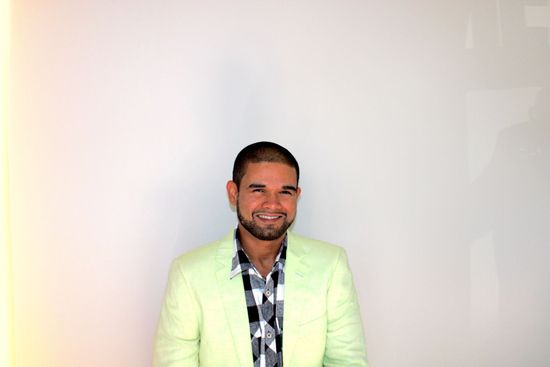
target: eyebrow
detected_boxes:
[282,185,298,192]
[248,184,266,189]
[247,183,298,192]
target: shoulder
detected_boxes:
[170,231,233,276]
[287,232,347,266]
[289,232,343,251]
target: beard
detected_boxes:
[236,204,294,241]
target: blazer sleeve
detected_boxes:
[323,248,368,366]
[153,259,201,367]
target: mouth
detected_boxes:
[253,212,286,222]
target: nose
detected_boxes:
[262,191,282,209]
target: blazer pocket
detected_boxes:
[298,311,327,349]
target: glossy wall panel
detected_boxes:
[9,1,550,366]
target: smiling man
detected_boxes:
[154,142,367,367]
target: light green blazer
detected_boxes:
[153,231,367,367]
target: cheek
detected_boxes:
[237,196,258,211]
[282,199,298,213]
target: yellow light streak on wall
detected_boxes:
[0,0,14,365]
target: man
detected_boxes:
[154,142,367,367]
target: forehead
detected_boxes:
[241,162,298,185]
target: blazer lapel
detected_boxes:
[215,233,252,366]
[283,232,312,366]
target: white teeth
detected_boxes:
[257,215,280,220]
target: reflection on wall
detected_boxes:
[469,87,550,366]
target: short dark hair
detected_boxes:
[232,141,300,188]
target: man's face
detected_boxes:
[227,162,301,242]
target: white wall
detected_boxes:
[9,1,550,366]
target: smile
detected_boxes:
[254,213,286,220]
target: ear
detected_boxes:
[296,186,301,199]
[226,180,239,206]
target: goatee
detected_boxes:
[236,205,293,241]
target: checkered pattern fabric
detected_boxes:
[230,233,286,367]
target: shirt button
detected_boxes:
[266,332,273,339]
[265,290,272,296]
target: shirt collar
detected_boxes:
[229,228,288,279]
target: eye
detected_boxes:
[252,188,265,193]
[280,190,292,195]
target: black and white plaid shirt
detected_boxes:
[230,231,287,367]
